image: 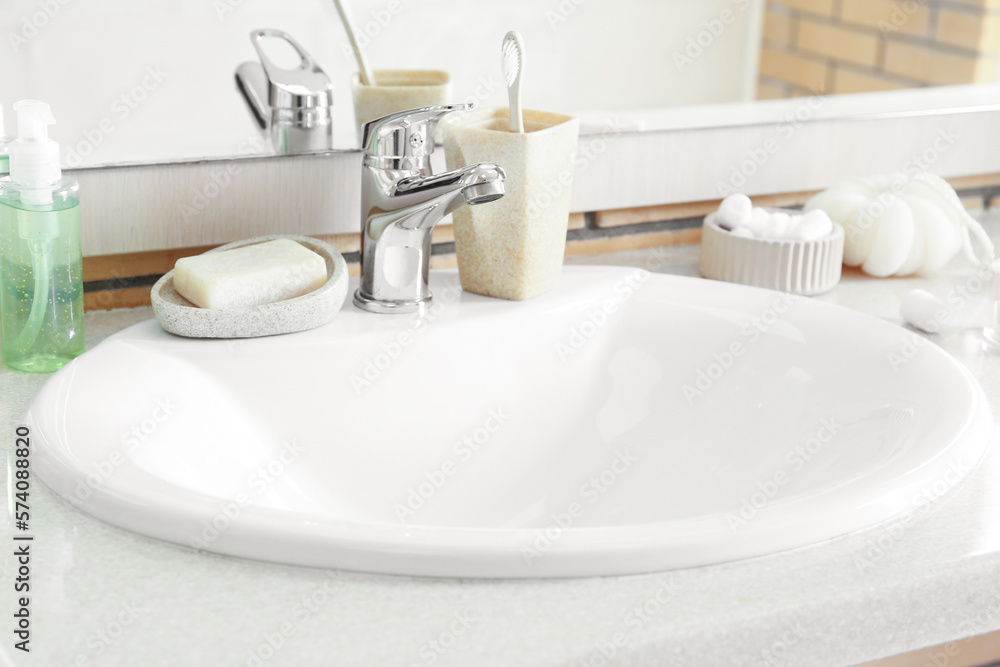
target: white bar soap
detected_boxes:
[173,238,327,309]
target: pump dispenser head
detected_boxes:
[9,99,61,204]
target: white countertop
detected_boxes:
[3,219,1000,667]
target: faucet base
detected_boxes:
[353,289,431,315]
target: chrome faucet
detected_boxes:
[353,104,506,314]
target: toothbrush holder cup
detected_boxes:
[443,107,579,301]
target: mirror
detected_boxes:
[2,0,997,169]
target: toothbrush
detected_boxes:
[332,0,375,86]
[502,31,525,133]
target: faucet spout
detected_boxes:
[389,163,506,231]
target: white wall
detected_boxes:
[0,0,763,167]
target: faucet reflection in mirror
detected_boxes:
[235,29,335,155]
[354,104,505,314]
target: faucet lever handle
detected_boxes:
[246,29,335,112]
[362,104,473,162]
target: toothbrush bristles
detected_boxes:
[502,40,520,86]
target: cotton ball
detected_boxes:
[791,209,833,241]
[900,289,953,333]
[717,194,753,227]
[747,207,771,237]
[768,212,793,239]
[730,226,754,239]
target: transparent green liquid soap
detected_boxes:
[0,182,83,371]
[0,101,84,372]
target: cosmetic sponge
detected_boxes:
[173,238,328,309]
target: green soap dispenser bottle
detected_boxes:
[0,100,84,372]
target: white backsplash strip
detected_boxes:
[572,106,1000,213]
[73,151,361,256]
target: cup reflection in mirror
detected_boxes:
[350,70,452,146]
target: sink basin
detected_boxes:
[26,266,991,578]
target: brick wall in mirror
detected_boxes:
[759,0,1000,98]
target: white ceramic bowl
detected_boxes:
[699,211,845,295]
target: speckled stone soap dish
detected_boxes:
[151,235,349,338]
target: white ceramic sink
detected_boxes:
[26,266,992,577]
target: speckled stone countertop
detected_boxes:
[3,217,1000,667]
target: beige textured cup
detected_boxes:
[351,70,452,144]
[443,107,579,301]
